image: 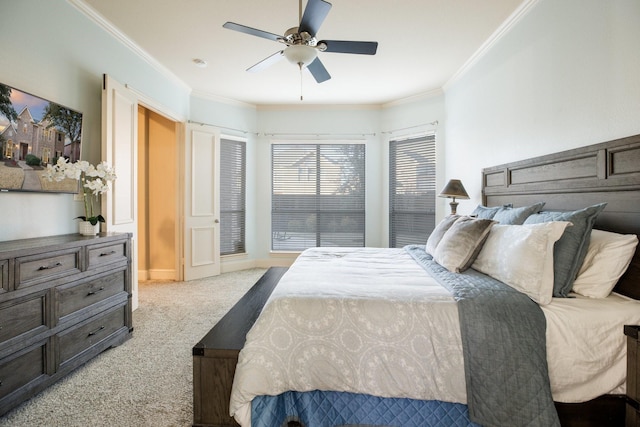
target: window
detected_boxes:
[219,138,246,255]
[389,134,436,248]
[272,143,365,251]
[4,140,12,158]
[42,147,51,164]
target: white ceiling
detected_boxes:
[76,0,524,106]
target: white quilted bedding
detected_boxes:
[229,247,640,426]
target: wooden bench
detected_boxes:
[192,267,288,427]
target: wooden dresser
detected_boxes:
[0,232,132,416]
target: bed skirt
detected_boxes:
[252,390,480,427]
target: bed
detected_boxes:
[200,134,640,427]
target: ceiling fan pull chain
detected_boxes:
[300,64,304,101]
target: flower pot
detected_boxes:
[78,221,99,236]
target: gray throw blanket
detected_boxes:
[405,245,560,427]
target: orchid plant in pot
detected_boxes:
[45,158,117,235]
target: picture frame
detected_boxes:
[0,82,83,193]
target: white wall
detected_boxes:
[248,98,446,261]
[444,0,640,215]
[189,94,258,268]
[0,0,191,241]
[189,95,446,263]
[1,1,446,264]
[254,106,382,262]
[381,92,446,229]
[6,0,635,266]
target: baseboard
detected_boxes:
[222,254,297,272]
[139,269,176,281]
[221,258,257,273]
[256,257,296,268]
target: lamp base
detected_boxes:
[449,201,459,215]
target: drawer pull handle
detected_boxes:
[87,287,105,296]
[88,326,105,337]
[99,251,117,257]
[38,262,62,271]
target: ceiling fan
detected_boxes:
[223,0,378,84]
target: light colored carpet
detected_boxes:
[1,268,267,427]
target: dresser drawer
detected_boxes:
[87,241,127,270]
[15,249,81,290]
[0,341,47,400]
[56,270,127,321]
[0,291,48,347]
[57,305,126,366]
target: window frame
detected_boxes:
[219,135,247,256]
[388,133,437,248]
[271,140,366,252]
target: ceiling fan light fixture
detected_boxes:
[284,45,317,68]
[223,0,378,84]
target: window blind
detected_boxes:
[220,138,246,255]
[272,143,365,251]
[389,134,436,248]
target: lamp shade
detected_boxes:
[284,45,318,68]
[439,179,469,199]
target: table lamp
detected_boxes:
[439,179,469,215]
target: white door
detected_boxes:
[102,74,139,309]
[183,124,220,281]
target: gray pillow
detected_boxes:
[471,205,501,219]
[493,202,545,225]
[433,216,496,273]
[523,203,607,297]
[426,215,460,255]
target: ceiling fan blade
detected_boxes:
[299,0,332,37]
[320,40,378,55]
[223,22,282,42]
[247,51,285,72]
[306,57,331,83]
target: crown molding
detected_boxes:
[67,0,536,110]
[443,0,539,92]
[190,89,257,110]
[382,88,444,108]
[67,0,191,93]
[256,103,382,112]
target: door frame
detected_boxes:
[130,88,186,282]
[102,75,187,304]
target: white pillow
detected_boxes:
[472,222,570,305]
[572,229,638,298]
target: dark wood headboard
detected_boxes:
[481,134,640,299]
